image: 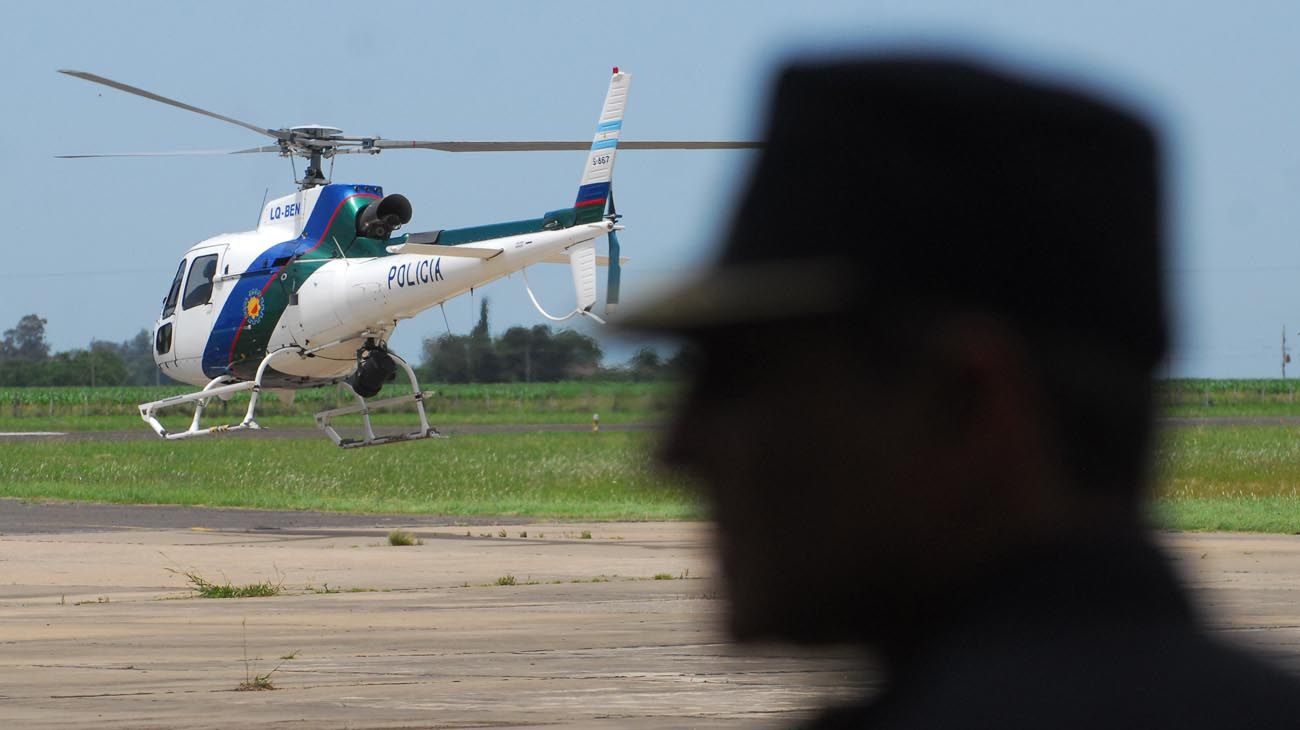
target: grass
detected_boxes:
[387,530,422,546]
[1152,497,1300,533]
[1159,378,1300,418]
[495,575,517,586]
[9,423,1300,531]
[238,618,286,691]
[0,410,658,434]
[15,379,1300,532]
[18,376,1300,428]
[238,673,277,691]
[0,381,676,432]
[0,431,700,520]
[176,570,282,599]
[1153,425,1300,531]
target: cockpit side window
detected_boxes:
[155,323,173,356]
[182,254,219,310]
[162,260,185,318]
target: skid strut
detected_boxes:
[138,346,440,447]
[138,377,257,439]
[137,346,301,440]
[315,351,440,448]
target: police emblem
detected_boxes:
[243,290,265,326]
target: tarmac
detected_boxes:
[0,511,867,729]
[2,504,1300,728]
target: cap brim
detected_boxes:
[617,258,859,333]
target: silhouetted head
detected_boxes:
[625,55,1166,647]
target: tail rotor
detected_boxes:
[605,188,622,313]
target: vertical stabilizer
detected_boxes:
[569,241,599,312]
[574,68,631,223]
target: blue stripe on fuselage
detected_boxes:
[301,184,382,241]
[199,184,381,378]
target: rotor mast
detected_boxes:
[285,125,352,189]
[302,148,327,189]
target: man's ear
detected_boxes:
[918,315,1061,508]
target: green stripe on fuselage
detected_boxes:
[227,257,332,381]
[436,207,581,246]
[573,204,605,225]
[227,194,378,379]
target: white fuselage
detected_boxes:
[154,185,610,388]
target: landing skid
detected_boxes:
[315,356,442,449]
[138,377,261,439]
[138,345,440,448]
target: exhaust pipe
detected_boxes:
[356,193,413,239]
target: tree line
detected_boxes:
[0,304,687,387]
[0,315,162,387]
[418,299,689,383]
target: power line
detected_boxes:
[1168,264,1300,274]
[0,268,166,279]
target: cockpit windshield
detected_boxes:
[162,260,185,318]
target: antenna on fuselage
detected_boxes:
[255,187,269,227]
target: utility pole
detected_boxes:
[1284,325,1291,380]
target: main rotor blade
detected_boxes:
[621,141,762,150]
[56,145,279,159]
[371,140,762,151]
[58,70,288,141]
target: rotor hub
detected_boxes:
[288,124,344,139]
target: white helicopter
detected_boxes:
[60,68,756,447]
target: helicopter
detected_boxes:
[59,68,757,447]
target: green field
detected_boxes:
[5,380,1300,531]
[0,382,675,432]
[1154,425,1300,532]
[1159,378,1300,417]
[0,431,699,520]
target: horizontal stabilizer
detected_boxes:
[385,243,503,259]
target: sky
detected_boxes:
[4,1,1300,376]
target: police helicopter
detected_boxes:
[60,68,756,447]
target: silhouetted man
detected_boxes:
[624,56,1300,728]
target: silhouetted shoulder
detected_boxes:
[805,631,1300,729]
[803,539,1300,729]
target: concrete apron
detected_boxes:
[1,523,1298,728]
[0,521,866,729]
